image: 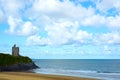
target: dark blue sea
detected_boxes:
[32,59,120,80]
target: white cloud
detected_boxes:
[26,0,95,21]
[75,30,92,43]
[96,0,114,12]
[25,0,120,31]
[81,13,120,30]
[107,15,120,30]
[26,20,93,46]
[6,16,39,36]
[24,0,95,46]
[0,0,34,16]
[0,0,23,17]
[0,9,4,22]
[81,14,106,27]
[26,35,51,46]
[97,32,120,45]
[45,20,79,45]
[95,0,120,13]
[1,0,120,46]
[19,21,39,36]
[7,16,21,33]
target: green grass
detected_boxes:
[0,53,32,66]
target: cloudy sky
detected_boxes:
[0,0,120,59]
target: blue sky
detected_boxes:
[0,0,120,59]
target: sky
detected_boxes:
[0,0,120,59]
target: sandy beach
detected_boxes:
[0,72,98,80]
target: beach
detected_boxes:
[0,72,97,80]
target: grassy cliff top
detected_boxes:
[0,53,32,66]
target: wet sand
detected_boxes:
[0,72,98,80]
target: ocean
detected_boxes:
[32,59,120,80]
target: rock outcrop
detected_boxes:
[0,62,38,71]
[0,53,39,72]
[0,44,39,72]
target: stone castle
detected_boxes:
[12,44,19,56]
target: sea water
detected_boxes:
[32,59,120,80]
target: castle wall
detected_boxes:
[12,45,19,56]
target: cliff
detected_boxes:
[0,53,38,71]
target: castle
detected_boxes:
[12,44,19,56]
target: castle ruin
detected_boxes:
[12,44,19,56]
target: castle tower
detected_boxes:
[12,44,19,56]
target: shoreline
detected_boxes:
[0,72,99,80]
